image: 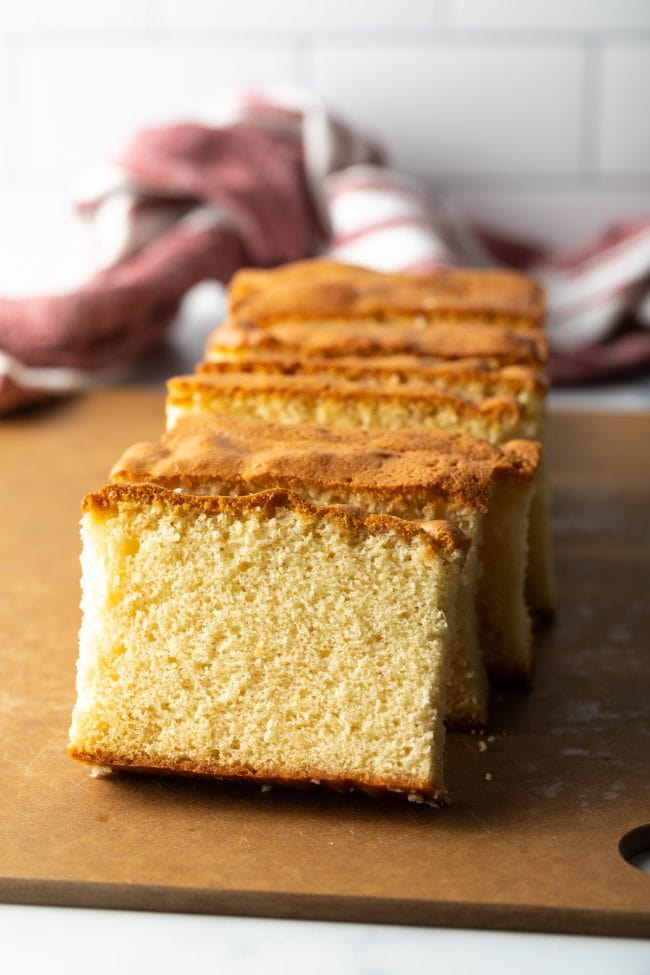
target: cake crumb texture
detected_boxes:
[69,485,467,801]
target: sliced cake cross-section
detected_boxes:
[68,485,468,804]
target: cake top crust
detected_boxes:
[85,482,470,558]
[227,259,545,327]
[207,320,548,365]
[166,371,525,426]
[110,414,541,512]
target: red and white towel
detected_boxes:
[325,165,650,383]
[1,86,649,413]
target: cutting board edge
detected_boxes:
[1,876,648,938]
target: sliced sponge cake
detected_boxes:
[197,355,547,438]
[206,320,548,367]
[227,259,545,330]
[68,484,468,804]
[112,415,541,694]
[166,372,529,445]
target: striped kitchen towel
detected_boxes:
[325,165,650,383]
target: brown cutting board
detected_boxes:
[0,389,648,935]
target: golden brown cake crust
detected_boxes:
[111,414,539,513]
[198,354,547,394]
[85,483,470,558]
[228,259,545,327]
[66,748,446,803]
[166,372,525,426]
[498,439,543,481]
[208,321,548,365]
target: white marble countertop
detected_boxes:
[1,905,649,975]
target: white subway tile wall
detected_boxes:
[160,0,443,33]
[451,0,650,32]
[17,43,296,176]
[311,45,584,176]
[0,0,649,250]
[0,2,154,32]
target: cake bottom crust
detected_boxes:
[67,747,446,806]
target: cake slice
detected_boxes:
[112,415,541,690]
[197,356,547,439]
[227,259,545,330]
[68,484,468,804]
[166,372,529,445]
[206,320,548,367]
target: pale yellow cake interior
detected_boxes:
[69,493,465,801]
[171,479,489,729]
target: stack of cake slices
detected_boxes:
[68,260,554,806]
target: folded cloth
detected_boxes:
[325,166,650,383]
[1,86,649,412]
